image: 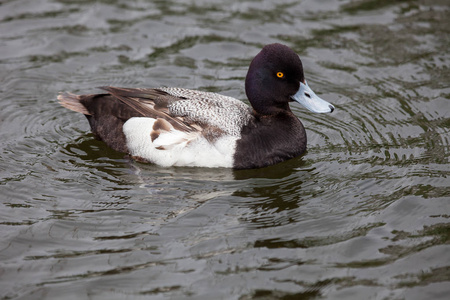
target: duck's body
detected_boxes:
[58,43,334,169]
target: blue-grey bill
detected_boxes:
[292,81,334,113]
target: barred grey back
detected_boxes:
[160,87,253,137]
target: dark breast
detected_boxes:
[233,113,306,169]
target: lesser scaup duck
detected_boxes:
[58,43,334,169]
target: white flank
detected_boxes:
[123,117,237,168]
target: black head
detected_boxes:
[245,43,305,115]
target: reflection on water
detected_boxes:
[1,0,449,299]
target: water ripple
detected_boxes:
[1,0,450,299]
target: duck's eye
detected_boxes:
[304,92,311,98]
[276,72,284,78]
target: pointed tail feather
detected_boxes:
[57,92,91,115]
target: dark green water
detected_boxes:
[1,0,449,299]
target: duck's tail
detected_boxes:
[57,92,91,115]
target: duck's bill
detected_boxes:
[291,81,334,113]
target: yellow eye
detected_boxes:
[276,72,284,78]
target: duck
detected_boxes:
[58,43,334,169]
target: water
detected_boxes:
[1,0,449,299]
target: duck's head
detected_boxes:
[245,43,334,115]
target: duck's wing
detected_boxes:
[99,86,194,133]
[162,87,253,136]
[100,86,253,137]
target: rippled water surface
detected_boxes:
[1,0,449,299]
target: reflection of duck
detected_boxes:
[58,43,334,169]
